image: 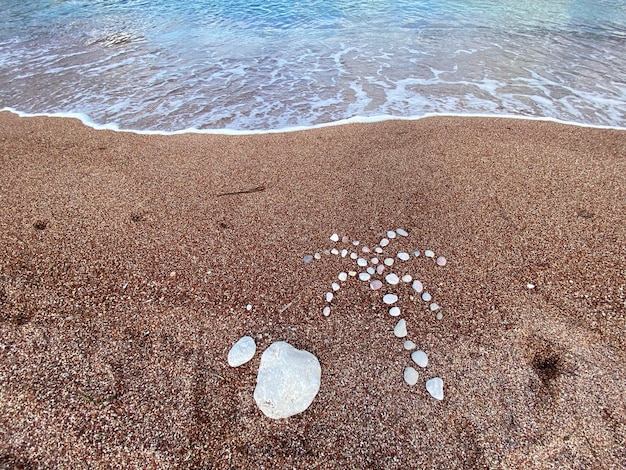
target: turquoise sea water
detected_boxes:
[1,0,625,131]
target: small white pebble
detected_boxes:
[402,274,413,283]
[314,252,322,259]
[332,282,340,291]
[385,273,400,285]
[342,235,350,244]
[330,248,339,255]
[246,304,253,311]
[413,250,421,257]
[426,377,444,400]
[376,264,385,275]
[323,306,331,316]
[366,267,375,275]
[430,303,440,311]
[436,311,443,320]
[396,228,409,237]
[411,350,428,368]
[303,255,313,263]
[436,256,447,266]
[403,340,416,350]
[387,230,396,239]
[353,240,360,246]
[350,252,358,260]
[359,272,371,281]
[527,283,535,289]
[357,258,368,267]
[397,252,410,261]
[338,272,348,282]
[389,306,401,316]
[425,249,435,258]
[341,249,348,258]
[325,292,333,303]
[384,258,394,266]
[375,247,383,254]
[330,233,339,242]
[422,292,432,302]
[370,280,383,290]
[383,293,398,305]
[404,367,418,385]
[380,238,389,247]
[394,319,407,338]
[361,246,370,253]
[412,280,423,293]
[370,257,379,265]
[348,271,357,277]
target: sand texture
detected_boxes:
[0,111,625,469]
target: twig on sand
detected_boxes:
[216,185,267,197]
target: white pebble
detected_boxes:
[366,267,375,275]
[332,282,340,291]
[426,377,444,400]
[527,283,535,289]
[403,340,416,350]
[411,350,428,368]
[396,228,409,237]
[376,264,385,275]
[384,257,394,266]
[359,272,371,281]
[383,293,398,305]
[361,246,370,253]
[350,252,358,260]
[227,336,257,367]
[357,258,368,267]
[325,292,333,303]
[387,230,396,239]
[246,304,253,311]
[353,240,360,246]
[429,303,440,311]
[393,319,407,338]
[330,233,339,242]
[385,273,400,285]
[348,271,357,277]
[421,292,432,302]
[380,238,389,247]
[413,250,421,257]
[412,280,423,293]
[402,274,413,283]
[330,248,339,255]
[370,257,379,265]
[323,306,331,317]
[342,235,350,244]
[303,255,313,263]
[436,312,443,320]
[404,367,419,385]
[389,306,401,317]
[370,280,383,290]
[425,250,435,258]
[436,256,447,266]
[338,272,348,282]
[397,252,410,261]
[375,247,383,254]
[314,252,321,259]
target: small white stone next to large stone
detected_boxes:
[332,282,340,291]
[396,228,409,237]
[404,367,419,385]
[386,273,400,285]
[387,230,396,239]
[330,233,339,242]
[228,336,257,367]
[403,340,416,350]
[254,342,321,419]
[380,238,390,247]
[325,292,333,302]
[412,280,423,293]
[411,350,428,368]
[383,293,398,305]
[359,272,371,281]
[338,272,348,282]
[426,377,444,400]
[389,306,401,316]
[421,292,432,302]
[397,252,410,261]
[425,249,435,258]
[394,319,407,338]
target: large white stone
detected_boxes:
[411,350,428,368]
[404,367,419,385]
[254,342,321,419]
[394,319,407,338]
[227,336,257,367]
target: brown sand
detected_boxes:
[0,110,624,469]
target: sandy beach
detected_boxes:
[0,110,624,469]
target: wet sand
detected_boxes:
[0,111,624,468]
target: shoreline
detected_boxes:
[3,107,625,136]
[1,111,624,468]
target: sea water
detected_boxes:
[1,0,625,132]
